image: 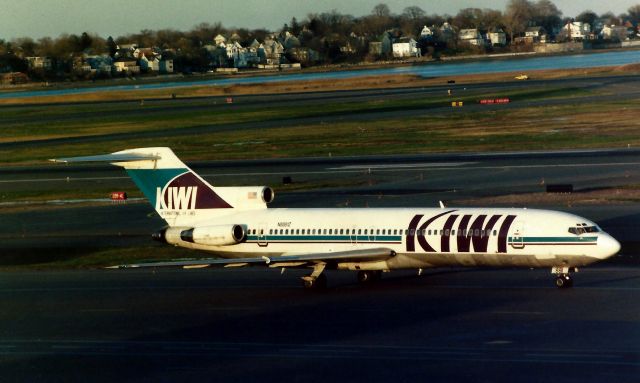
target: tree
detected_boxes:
[372,3,391,17]
[454,8,483,29]
[290,17,302,35]
[504,0,533,42]
[12,37,37,56]
[402,6,425,20]
[627,5,640,24]
[106,36,117,58]
[78,32,93,53]
[532,0,562,36]
[576,10,598,28]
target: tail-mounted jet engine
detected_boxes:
[153,224,246,246]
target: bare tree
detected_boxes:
[504,0,533,42]
[402,6,425,20]
[372,3,391,17]
[532,0,562,36]
[627,5,640,24]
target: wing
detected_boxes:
[107,248,396,269]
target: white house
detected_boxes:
[459,29,484,46]
[525,26,547,43]
[139,54,160,72]
[214,34,226,45]
[392,37,420,58]
[488,28,506,46]
[113,60,140,74]
[564,22,591,40]
[420,26,434,38]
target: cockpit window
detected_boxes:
[568,226,600,235]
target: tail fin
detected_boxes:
[52,147,234,226]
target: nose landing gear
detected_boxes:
[552,266,576,289]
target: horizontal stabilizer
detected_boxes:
[49,153,161,164]
[106,247,396,269]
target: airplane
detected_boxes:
[51,147,621,289]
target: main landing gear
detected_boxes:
[302,263,327,289]
[552,266,576,289]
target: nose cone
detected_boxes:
[597,233,621,259]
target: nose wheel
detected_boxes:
[552,266,575,289]
[555,274,573,288]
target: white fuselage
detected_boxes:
[165,207,620,271]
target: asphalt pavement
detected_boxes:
[0,266,638,382]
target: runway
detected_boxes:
[1,266,638,382]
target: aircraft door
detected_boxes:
[257,222,268,247]
[511,222,525,249]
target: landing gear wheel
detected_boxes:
[303,273,327,290]
[357,270,382,284]
[555,275,573,289]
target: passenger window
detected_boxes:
[358,229,362,235]
[340,229,344,234]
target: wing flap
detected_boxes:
[106,248,396,269]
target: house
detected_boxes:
[139,54,160,72]
[488,28,506,46]
[26,57,52,70]
[459,29,484,46]
[226,41,252,68]
[85,55,113,73]
[159,59,174,74]
[601,25,630,40]
[261,36,284,65]
[282,31,301,50]
[420,26,434,38]
[438,22,455,43]
[525,26,547,43]
[113,59,140,74]
[392,37,420,58]
[564,22,591,41]
[214,34,226,45]
[368,33,393,56]
[288,47,320,64]
[115,44,138,59]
